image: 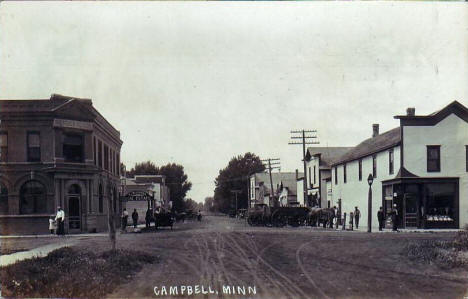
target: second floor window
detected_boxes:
[372,155,377,178]
[343,163,347,183]
[427,145,441,172]
[104,145,109,170]
[358,159,362,181]
[63,134,84,163]
[27,132,41,162]
[334,166,338,185]
[98,140,103,168]
[0,133,7,162]
[389,149,394,175]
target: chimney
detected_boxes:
[372,124,379,138]
[295,169,299,180]
[406,107,415,116]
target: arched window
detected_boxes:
[98,184,103,213]
[0,183,8,214]
[68,184,81,195]
[20,181,47,214]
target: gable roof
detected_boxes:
[305,147,354,168]
[332,127,401,166]
[395,100,468,126]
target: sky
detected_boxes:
[0,2,467,203]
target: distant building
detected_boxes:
[331,101,468,229]
[121,175,170,222]
[248,172,302,208]
[0,94,122,234]
[303,147,353,208]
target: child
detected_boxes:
[49,216,56,234]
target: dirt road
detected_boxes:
[69,215,468,299]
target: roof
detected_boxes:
[332,127,401,165]
[305,147,354,168]
[395,100,468,126]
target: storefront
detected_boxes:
[382,177,459,229]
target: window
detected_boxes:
[98,184,103,213]
[334,166,338,185]
[0,133,7,162]
[104,145,109,170]
[93,137,97,165]
[389,149,394,175]
[358,159,362,181]
[372,155,377,178]
[0,183,8,214]
[427,146,441,172]
[117,153,120,176]
[20,181,47,214]
[63,134,84,163]
[466,146,468,172]
[98,140,103,168]
[313,166,316,185]
[308,167,312,186]
[27,132,41,162]
[343,163,347,183]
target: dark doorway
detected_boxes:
[68,184,81,231]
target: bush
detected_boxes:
[0,247,157,298]
[405,235,468,269]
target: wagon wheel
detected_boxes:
[272,211,286,227]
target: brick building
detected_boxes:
[0,94,123,234]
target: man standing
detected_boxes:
[377,207,385,231]
[145,208,152,228]
[55,206,65,236]
[121,208,129,232]
[132,208,138,229]
[391,204,399,232]
[354,206,361,229]
[329,207,336,229]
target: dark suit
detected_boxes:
[377,210,385,231]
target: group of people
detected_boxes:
[120,208,140,232]
[49,206,65,235]
[332,204,399,232]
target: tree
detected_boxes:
[204,196,215,212]
[159,163,192,213]
[127,162,192,213]
[127,161,158,177]
[213,152,265,214]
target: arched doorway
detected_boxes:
[68,184,81,231]
[0,183,8,214]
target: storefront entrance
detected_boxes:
[382,178,459,229]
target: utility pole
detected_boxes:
[261,158,281,206]
[230,190,242,215]
[289,130,319,207]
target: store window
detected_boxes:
[424,183,456,225]
[0,133,7,162]
[63,134,84,163]
[20,181,47,214]
[427,145,441,172]
[27,132,41,162]
[0,183,8,214]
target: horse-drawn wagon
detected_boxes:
[247,203,309,227]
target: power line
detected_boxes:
[288,129,319,208]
